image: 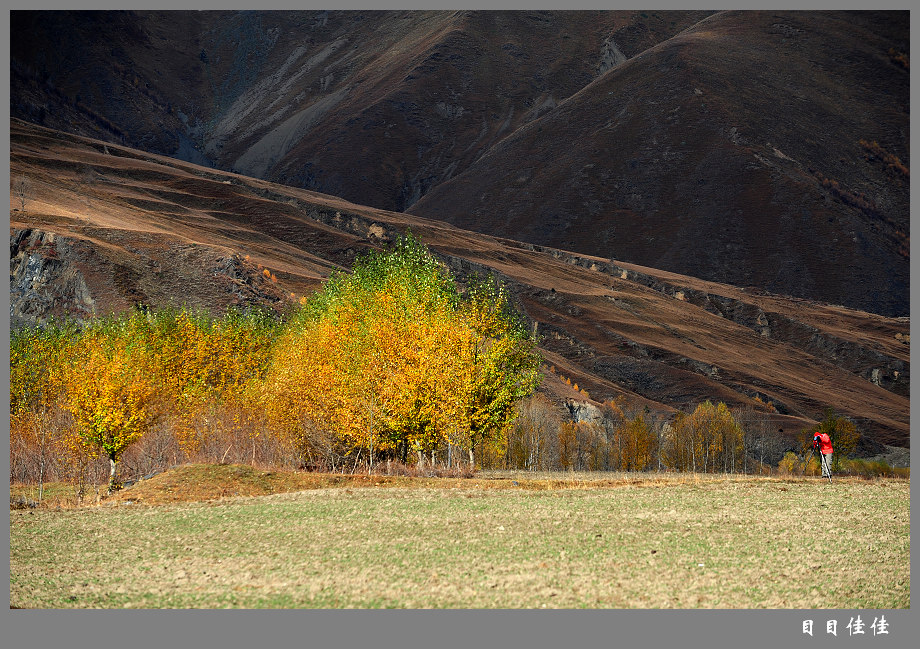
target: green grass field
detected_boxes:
[10,470,909,608]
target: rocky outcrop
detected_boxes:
[597,37,627,75]
[10,229,96,328]
[209,253,286,308]
[9,228,287,330]
[565,399,604,426]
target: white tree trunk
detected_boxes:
[108,457,118,493]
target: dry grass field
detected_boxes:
[10,466,910,609]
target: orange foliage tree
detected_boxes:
[613,413,657,471]
[260,233,542,469]
[663,401,744,473]
[63,326,157,492]
[128,307,277,456]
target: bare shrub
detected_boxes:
[115,400,306,479]
[372,459,475,479]
[506,393,562,471]
[841,458,909,479]
[732,405,789,473]
[12,175,31,211]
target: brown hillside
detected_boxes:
[10,10,709,211]
[409,10,909,317]
[15,11,910,317]
[9,120,909,451]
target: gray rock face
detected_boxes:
[10,229,96,328]
[565,399,603,426]
[597,37,627,75]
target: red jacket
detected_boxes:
[813,432,833,454]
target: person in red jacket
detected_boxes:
[813,431,833,478]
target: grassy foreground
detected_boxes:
[10,466,910,608]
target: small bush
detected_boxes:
[841,458,909,479]
[888,48,909,71]
[778,452,820,476]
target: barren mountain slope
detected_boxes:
[11,10,908,316]
[10,120,909,451]
[409,10,910,317]
[11,9,709,211]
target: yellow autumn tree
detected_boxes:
[557,421,579,471]
[613,413,657,471]
[663,401,744,473]
[10,320,77,422]
[459,275,542,466]
[111,306,278,456]
[261,233,542,469]
[9,320,80,491]
[63,326,157,492]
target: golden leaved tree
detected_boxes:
[10,321,81,495]
[132,307,277,456]
[63,327,157,492]
[614,413,657,471]
[663,401,744,473]
[261,233,542,469]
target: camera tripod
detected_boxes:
[803,446,832,483]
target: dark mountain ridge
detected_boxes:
[12,9,907,315]
[409,11,910,317]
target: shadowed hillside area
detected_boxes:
[10,9,909,316]
[409,11,910,317]
[9,120,909,453]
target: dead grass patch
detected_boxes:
[13,463,907,510]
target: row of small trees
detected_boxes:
[10,234,542,492]
[9,234,870,491]
[501,396,664,472]
[499,396,799,474]
[504,395,760,472]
